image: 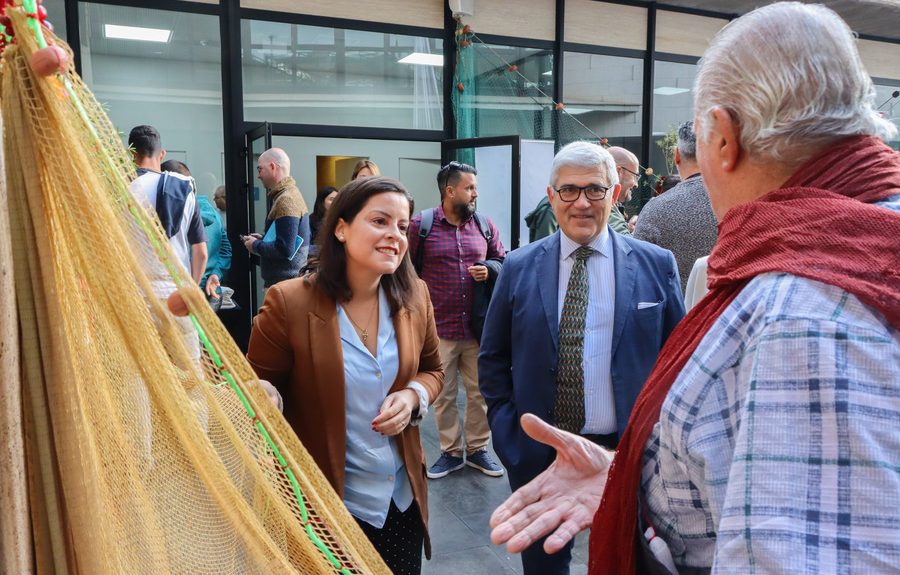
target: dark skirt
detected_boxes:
[355,500,424,575]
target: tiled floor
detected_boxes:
[418,391,590,575]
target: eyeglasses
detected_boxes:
[439,160,466,176]
[619,165,640,179]
[553,184,609,202]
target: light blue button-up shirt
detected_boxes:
[337,287,414,529]
[557,227,617,435]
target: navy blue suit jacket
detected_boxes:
[478,228,685,487]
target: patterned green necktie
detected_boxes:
[554,245,593,434]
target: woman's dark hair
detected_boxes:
[310,186,338,242]
[655,174,681,196]
[315,176,418,315]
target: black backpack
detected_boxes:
[413,208,493,274]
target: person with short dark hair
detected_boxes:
[408,161,506,480]
[160,159,230,299]
[654,174,681,196]
[634,120,718,293]
[128,125,207,286]
[310,185,339,247]
[247,176,443,575]
[302,185,339,275]
[128,124,162,158]
[159,159,189,178]
[128,125,208,371]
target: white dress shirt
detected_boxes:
[557,228,617,434]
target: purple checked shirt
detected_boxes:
[408,206,505,341]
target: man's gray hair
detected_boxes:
[676,121,696,160]
[694,2,897,166]
[549,141,619,188]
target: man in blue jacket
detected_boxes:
[478,141,684,574]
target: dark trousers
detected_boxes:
[513,432,618,575]
[355,500,424,575]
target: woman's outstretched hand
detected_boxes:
[489,414,613,554]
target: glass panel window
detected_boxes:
[79,3,225,200]
[562,52,643,155]
[242,20,443,130]
[43,0,66,41]
[651,60,697,177]
[455,43,554,140]
[561,52,646,212]
[875,81,900,150]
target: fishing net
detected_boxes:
[451,23,658,213]
[0,5,389,574]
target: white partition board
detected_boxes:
[519,140,555,246]
[473,145,513,250]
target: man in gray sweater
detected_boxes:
[634,121,718,292]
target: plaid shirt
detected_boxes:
[641,270,900,574]
[408,206,505,340]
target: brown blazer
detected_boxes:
[247,276,443,557]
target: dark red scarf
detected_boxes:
[589,135,900,574]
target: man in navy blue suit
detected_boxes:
[478,141,685,574]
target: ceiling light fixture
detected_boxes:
[398,53,444,66]
[104,24,172,43]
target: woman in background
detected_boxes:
[351,159,380,180]
[247,176,443,574]
[304,186,339,273]
[309,185,339,248]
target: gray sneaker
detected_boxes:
[427,452,465,479]
[466,449,504,477]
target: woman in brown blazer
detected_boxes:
[247,176,443,575]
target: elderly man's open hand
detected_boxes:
[489,413,613,554]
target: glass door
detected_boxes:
[245,122,271,312]
[441,136,521,250]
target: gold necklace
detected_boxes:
[345,297,379,344]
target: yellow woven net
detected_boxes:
[1,6,389,574]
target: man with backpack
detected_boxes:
[408,161,506,480]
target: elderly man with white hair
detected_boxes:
[488,3,900,575]
[478,141,684,574]
[243,147,310,287]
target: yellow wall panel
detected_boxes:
[460,0,556,42]
[655,10,727,57]
[858,39,900,81]
[240,0,444,30]
[565,0,646,51]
